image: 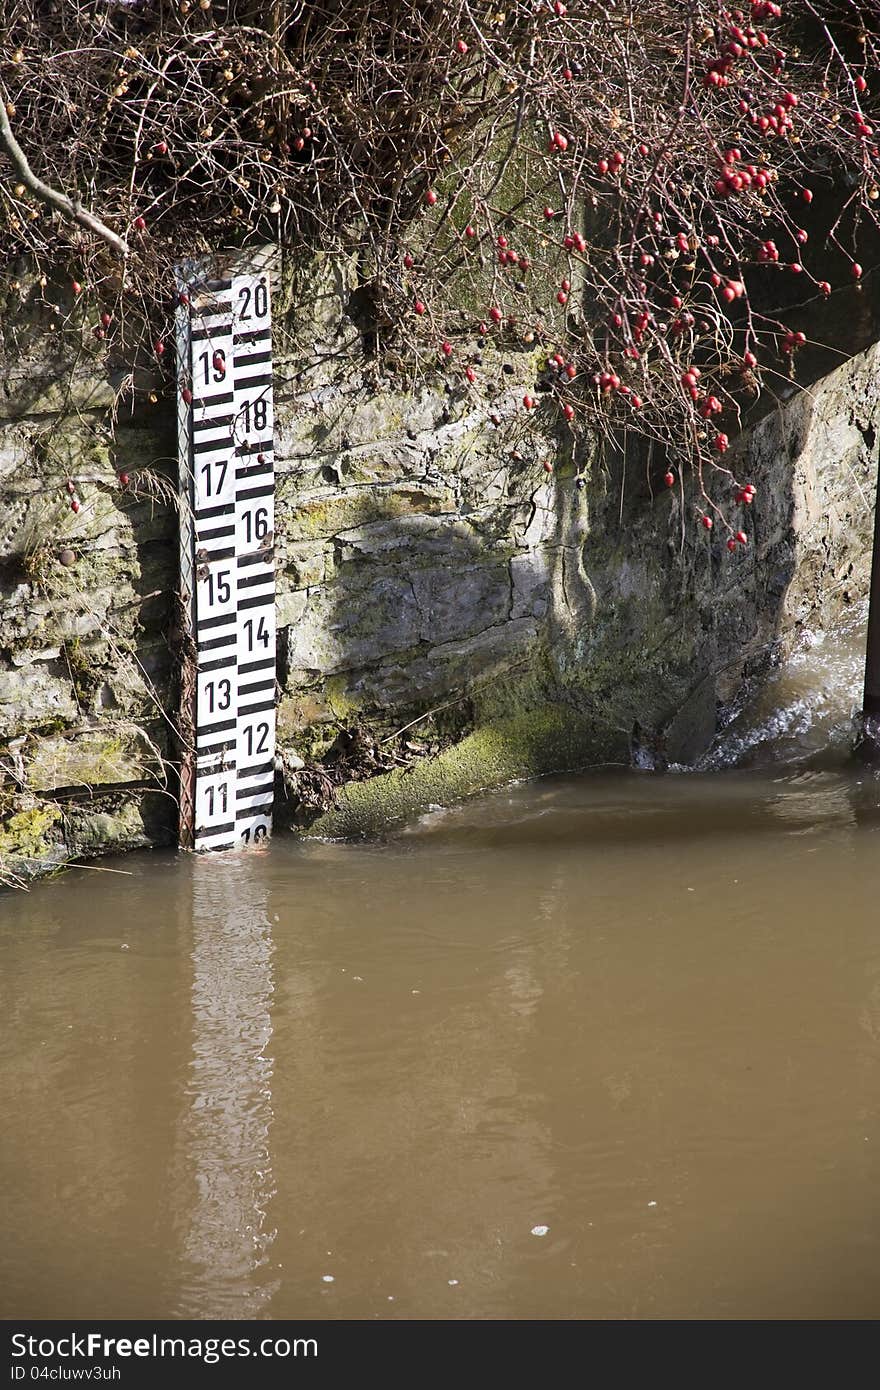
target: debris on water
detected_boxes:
[531,1225,549,1236]
[447,1279,459,1286]
[120,944,129,951]
[648,1201,657,1207]
[322,1274,334,1283]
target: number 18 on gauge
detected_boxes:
[177,265,276,853]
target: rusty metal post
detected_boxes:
[856,442,880,762]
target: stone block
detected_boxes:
[22,725,163,793]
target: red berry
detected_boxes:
[133,215,146,231]
[464,225,476,238]
[727,538,737,552]
[178,291,190,306]
[543,206,555,220]
[563,403,575,421]
[118,472,130,486]
[92,327,105,340]
[701,515,713,530]
[489,306,502,323]
[664,471,675,487]
[456,39,468,55]
[543,460,554,472]
[181,387,193,404]
[553,131,568,152]
[100,311,112,327]
[630,395,643,409]
[403,252,414,269]
[714,432,729,452]
[597,158,609,175]
[465,366,476,383]
[818,280,831,296]
[743,350,758,368]
[523,394,535,410]
[71,499,81,513]
[414,299,426,314]
[154,340,165,355]
[801,188,813,203]
[565,364,576,379]
[557,291,568,305]
[425,189,438,206]
[441,340,452,357]
[212,351,224,369]
[736,530,748,545]
[71,280,82,296]
[852,263,863,279]
[153,140,168,156]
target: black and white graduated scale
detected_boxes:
[177,262,276,853]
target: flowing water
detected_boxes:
[3,604,880,1321]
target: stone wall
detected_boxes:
[1,252,878,877]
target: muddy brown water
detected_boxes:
[3,608,880,1320]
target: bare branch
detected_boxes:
[0,81,127,257]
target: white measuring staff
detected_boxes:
[177,261,276,852]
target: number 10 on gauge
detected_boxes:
[179,264,276,853]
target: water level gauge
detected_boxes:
[176,258,276,852]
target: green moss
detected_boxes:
[0,802,61,860]
[62,637,102,707]
[324,674,362,722]
[295,704,625,838]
